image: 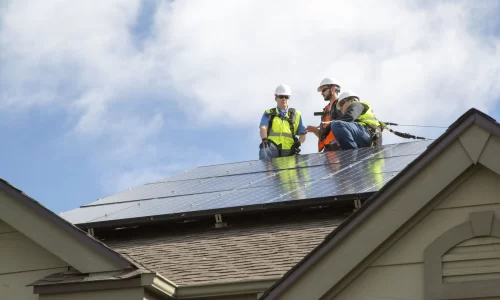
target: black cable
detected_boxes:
[381,122,447,129]
[379,122,430,140]
[386,128,427,140]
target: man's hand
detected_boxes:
[260,138,271,149]
[291,140,301,155]
[306,125,318,134]
[306,125,320,138]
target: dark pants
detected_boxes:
[331,121,372,150]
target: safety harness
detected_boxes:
[266,108,299,155]
[313,102,430,149]
[351,102,384,147]
[266,107,297,139]
[318,103,342,151]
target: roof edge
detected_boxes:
[32,272,177,299]
[34,272,279,299]
[143,273,177,298]
[175,277,280,299]
[75,193,374,229]
[0,179,133,270]
[32,276,143,295]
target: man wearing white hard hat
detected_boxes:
[326,91,383,149]
[259,84,307,160]
[306,77,343,152]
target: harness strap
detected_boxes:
[266,108,279,137]
[356,117,378,122]
[288,108,297,141]
[267,108,297,140]
[319,105,336,141]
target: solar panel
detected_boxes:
[81,153,419,207]
[154,141,428,182]
[60,140,432,226]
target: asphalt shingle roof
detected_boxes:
[106,210,348,286]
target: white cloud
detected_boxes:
[154,0,500,148]
[1,0,500,190]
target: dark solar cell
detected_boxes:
[60,201,141,225]
[82,153,418,207]
[155,141,428,182]
[60,140,432,225]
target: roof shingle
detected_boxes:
[106,210,349,286]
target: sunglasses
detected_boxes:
[277,95,289,99]
[321,87,331,94]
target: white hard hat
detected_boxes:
[317,77,341,92]
[338,91,359,102]
[275,84,292,96]
[337,91,359,109]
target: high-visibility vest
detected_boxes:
[318,102,342,152]
[356,102,381,128]
[265,108,301,151]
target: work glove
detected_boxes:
[291,140,301,155]
[260,138,271,149]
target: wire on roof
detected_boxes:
[382,122,448,129]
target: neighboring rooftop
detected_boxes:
[61,140,433,229]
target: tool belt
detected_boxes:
[270,140,296,157]
[364,124,383,147]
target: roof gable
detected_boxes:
[0,179,132,273]
[325,166,500,300]
[261,108,500,300]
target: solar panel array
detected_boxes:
[61,140,432,226]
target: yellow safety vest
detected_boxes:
[356,102,381,128]
[265,108,301,150]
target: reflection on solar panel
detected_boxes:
[61,140,432,227]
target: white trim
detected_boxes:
[275,141,474,300]
[176,278,279,299]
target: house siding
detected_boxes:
[334,264,424,300]
[0,219,68,300]
[38,287,144,300]
[332,166,500,300]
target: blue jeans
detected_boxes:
[331,121,372,150]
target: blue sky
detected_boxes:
[1,0,500,214]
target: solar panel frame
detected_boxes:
[61,140,433,228]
